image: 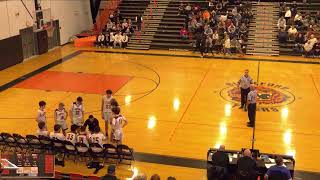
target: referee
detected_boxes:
[247,85,257,128]
[238,69,253,111]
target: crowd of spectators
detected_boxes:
[95,10,136,49]
[277,2,320,57]
[178,0,252,57]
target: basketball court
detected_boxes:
[1,45,320,179]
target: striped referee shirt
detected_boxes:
[238,75,253,89]
[248,90,257,104]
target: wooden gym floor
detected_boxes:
[1,45,320,179]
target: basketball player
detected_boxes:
[238,69,254,111]
[66,125,78,145]
[77,126,89,147]
[70,97,84,128]
[36,121,49,137]
[89,126,106,147]
[49,124,65,141]
[36,101,47,125]
[111,106,128,145]
[54,103,68,135]
[101,90,116,137]
[247,85,257,128]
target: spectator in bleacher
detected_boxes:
[278,27,288,43]
[104,33,110,47]
[36,121,49,137]
[294,12,303,26]
[316,11,320,24]
[294,33,307,53]
[109,13,115,23]
[122,19,128,30]
[203,10,211,23]
[49,124,65,141]
[277,16,287,30]
[231,37,243,55]
[236,149,257,180]
[288,25,298,41]
[178,2,185,16]
[223,34,231,55]
[204,25,213,37]
[180,26,188,40]
[106,19,114,31]
[239,23,247,37]
[205,34,213,56]
[135,15,143,31]
[113,32,122,48]
[150,174,160,180]
[291,1,298,17]
[200,33,207,57]
[109,32,114,47]
[101,165,119,180]
[227,22,236,38]
[304,34,318,57]
[122,33,129,48]
[83,115,99,134]
[314,40,320,56]
[279,2,286,17]
[264,156,292,180]
[212,30,219,49]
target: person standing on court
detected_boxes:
[247,85,257,127]
[238,69,253,111]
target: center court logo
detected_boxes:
[220,82,295,112]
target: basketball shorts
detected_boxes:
[112,129,123,141]
[103,111,112,122]
[56,120,67,130]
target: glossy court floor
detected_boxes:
[1,45,320,179]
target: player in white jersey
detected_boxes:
[49,124,65,141]
[66,125,78,145]
[70,97,84,127]
[111,106,128,145]
[77,126,89,147]
[36,101,47,128]
[36,121,49,137]
[101,90,117,137]
[89,126,106,147]
[54,103,68,135]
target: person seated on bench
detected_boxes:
[121,33,129,48]
[264,156,292,180]
[113,32,122,48]
[96,33,105,47]
[304,34,318,57]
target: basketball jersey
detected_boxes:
[66,132,77,145]
[89,133,106,146]
[77,134,89,147]
[112,115,126,130]
[102,95,113,113]
[71,103,84,122]
[55,108,67,122]
[49,132,65,141]
[37,109,46,123]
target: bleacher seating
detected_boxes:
[278,2,320,56]
[118,0,150,29]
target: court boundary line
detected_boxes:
[83,49,320,65]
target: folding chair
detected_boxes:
[64,141,77,163]
[52,139,66,167]
[117,144,134,164]
[89,143,105,164]
[26,135,42,153]
[39,135,53,153]
[1,133,17,152]
[13,133,29,152]
[103,143,119,163]
[75,142,90,162]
